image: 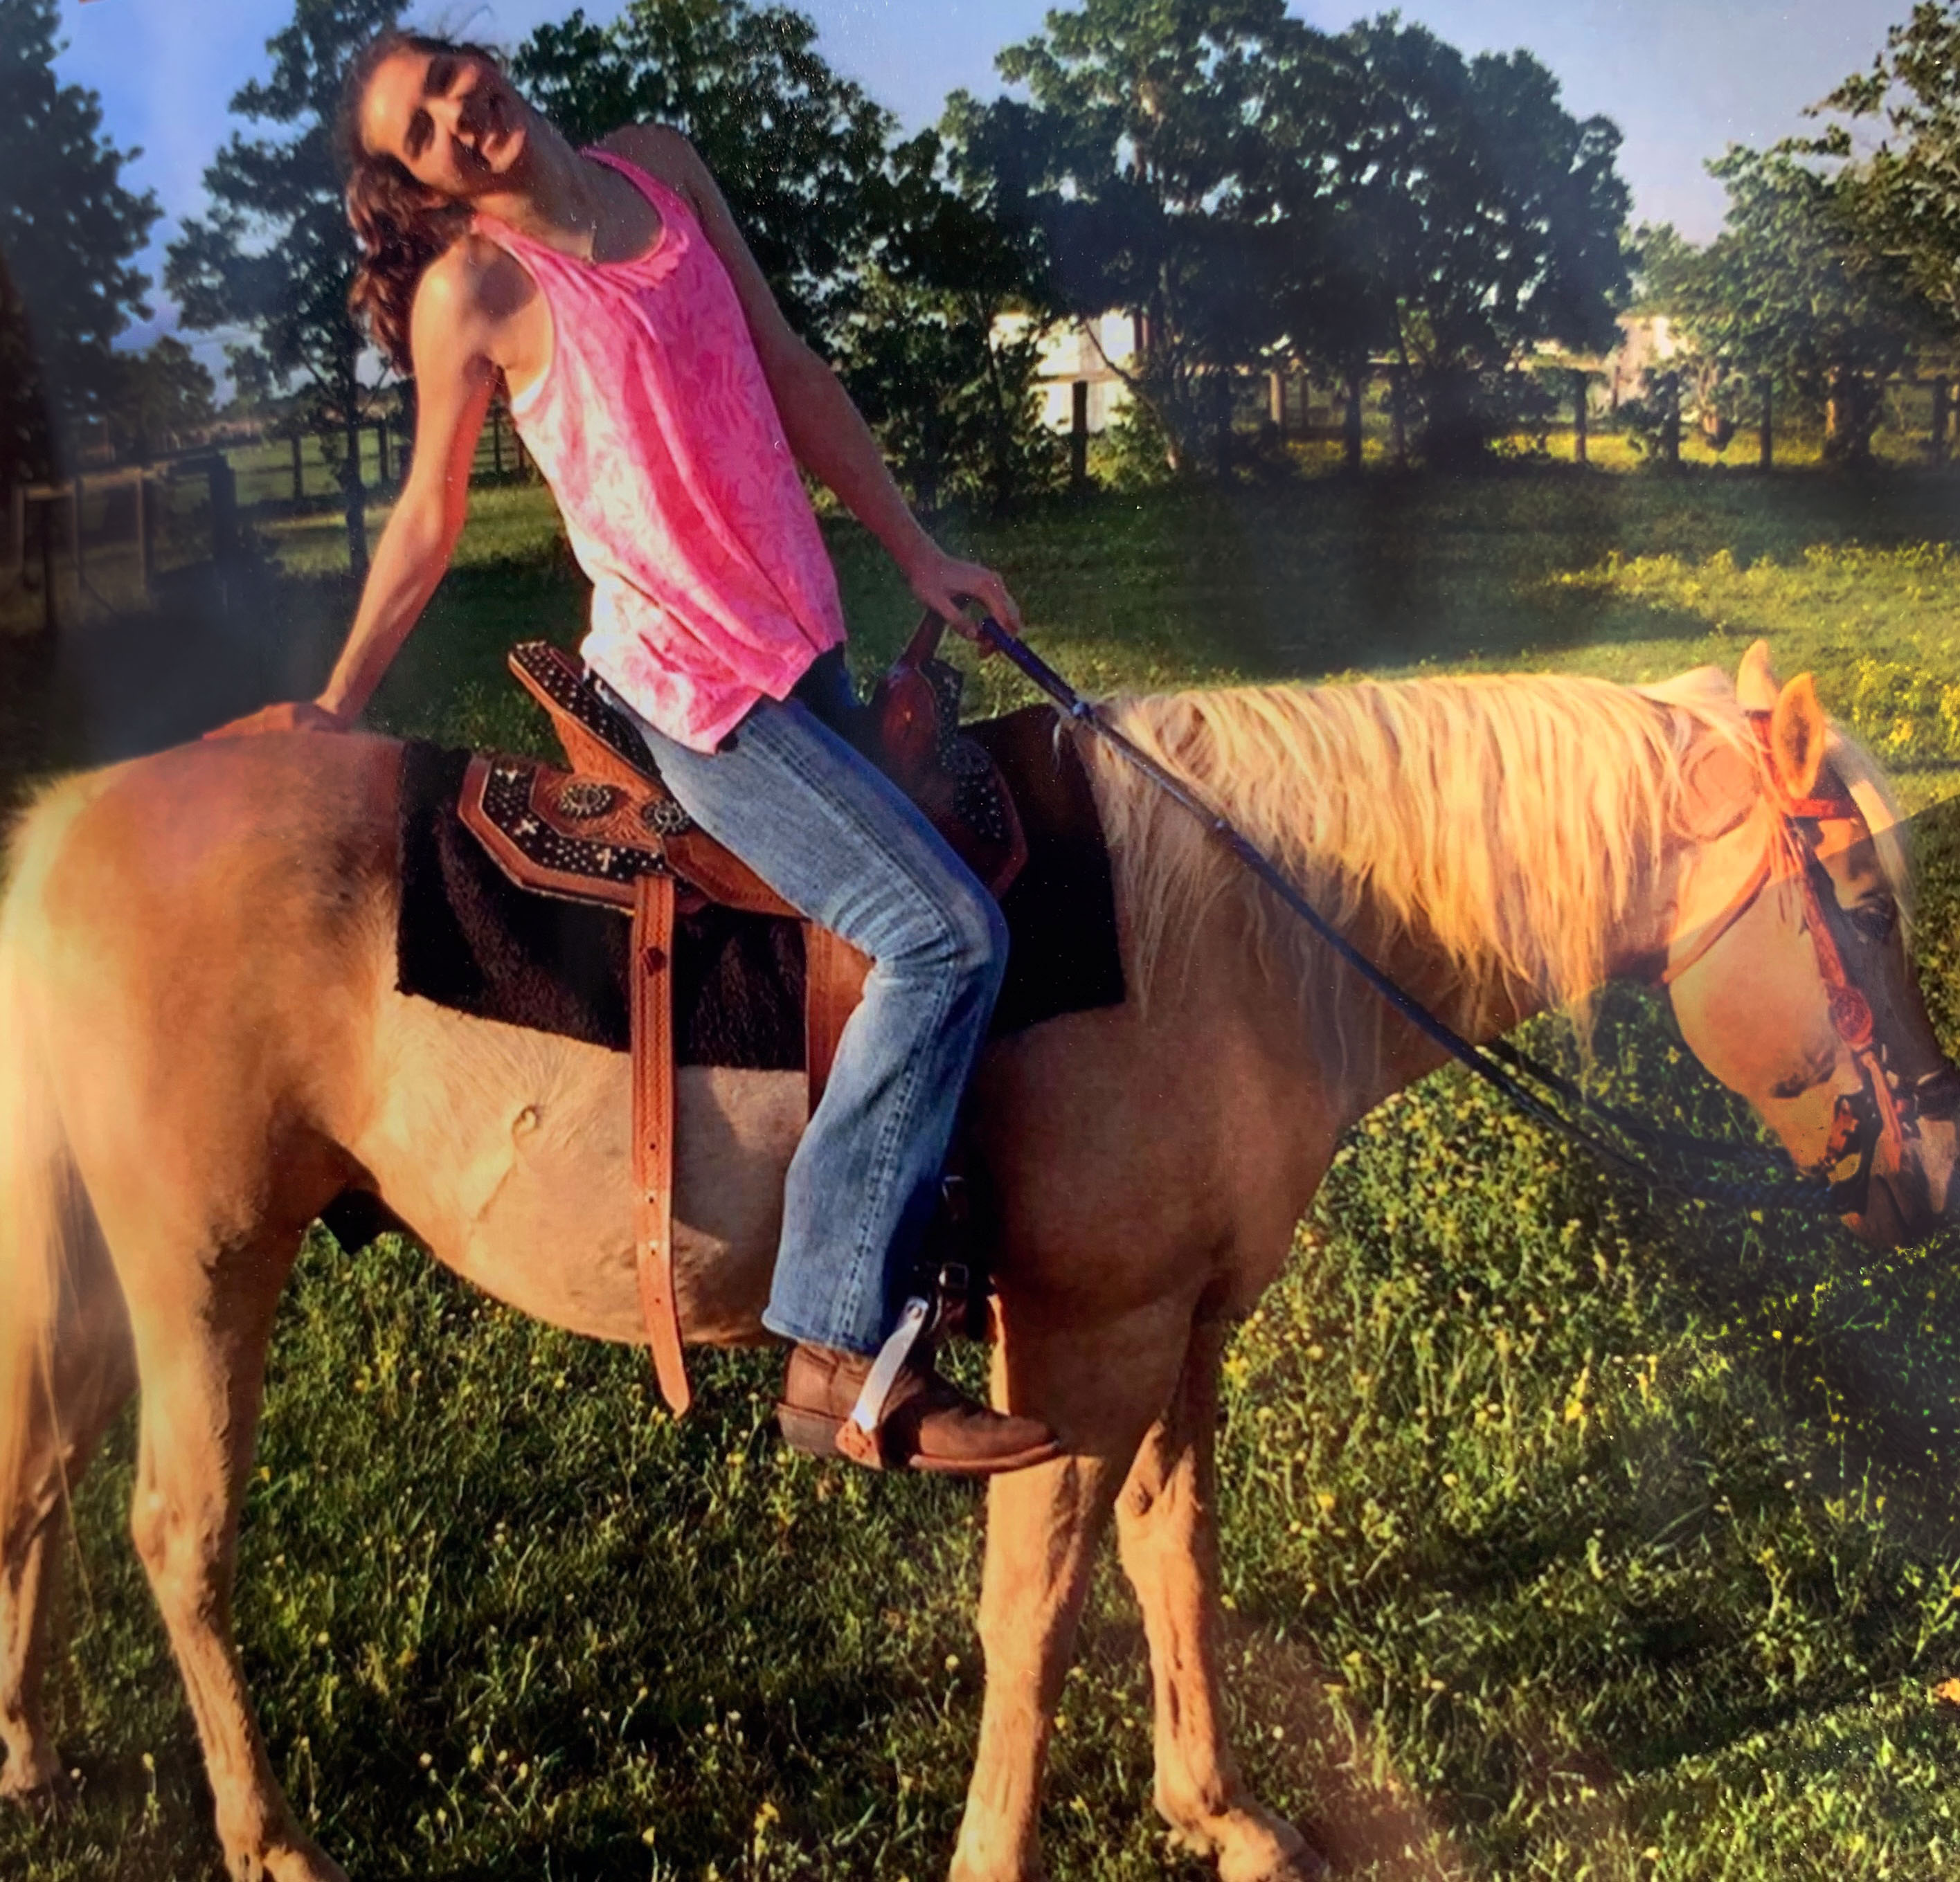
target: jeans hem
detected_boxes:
[761,1308,879,1359]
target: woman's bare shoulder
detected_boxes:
[415,233,536,325]
[596,123,709,197]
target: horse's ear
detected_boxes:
[1769,672,1828,801]
[1736,640,1780,712]
[1677,734,1758,840]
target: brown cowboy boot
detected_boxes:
[776,1302,1061,1475]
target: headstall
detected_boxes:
[1658,711,1958,1214]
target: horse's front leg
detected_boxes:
[1115,1317,1327,1882]
[949,1301,1193,1882]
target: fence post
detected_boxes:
[291,431,305,503]
[1758,375,1773,471]
[208,455,237,562]
[209,453,240,620]
[375,416,390,487]
[1343,370,1365,477]
[1070,379,1088,491]
[1572,369,1589,464]
[1934,376,1950,467]
[37,496,57,637]
[135,470,152,607]
[490,405,505,478]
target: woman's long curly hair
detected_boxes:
[336,29,503,374]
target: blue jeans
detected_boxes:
[606,671,1009,1355]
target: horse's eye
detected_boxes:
[1849,900,1898,944]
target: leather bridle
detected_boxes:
[1660,712,1960,1213]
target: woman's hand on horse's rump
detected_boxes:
[906,544,1025,653]
[204,699,351,740]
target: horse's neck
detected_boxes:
[1311,823,1684,1125]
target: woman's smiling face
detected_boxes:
[359,46,530,199]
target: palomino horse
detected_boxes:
[1,642,1953,1881]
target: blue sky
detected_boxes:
[53,0,1909,360]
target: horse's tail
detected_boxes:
[0,775,116,1512]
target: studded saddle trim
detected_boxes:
[460,754,671,910]
[510,640,664,782]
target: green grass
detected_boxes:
[15,461,1960,1879]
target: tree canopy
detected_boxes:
[950,0,1306,467]
[833,126,1059,512]
[1272,15,1629,463]
[166,0,403,572]
[123,0,1651,506]
[102,336,217,464]
[0,0,158,491]
[951,2,1631,469]
[1807,1,1960,328]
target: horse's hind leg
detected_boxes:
[110,1215,345,1882]
[1115,1316,1326,1882]
[0,1233,136,1806]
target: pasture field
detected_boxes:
[12,464,1960,1879]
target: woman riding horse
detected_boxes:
[224,30,1058,1476]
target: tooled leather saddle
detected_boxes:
[459,620,1029,1417]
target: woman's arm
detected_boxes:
[315,251,503,721]
[208,244,503,737]
[608,125,1025,636]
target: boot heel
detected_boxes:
[775,1404,846,1460]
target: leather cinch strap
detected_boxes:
[631,870,690,1415]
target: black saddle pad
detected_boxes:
[393,706,1124,1064]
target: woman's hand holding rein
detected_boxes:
[903,543,1026,654]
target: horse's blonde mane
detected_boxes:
[1079,669,1903,1047]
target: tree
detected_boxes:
[513,0,892,347]
[834,127,1059,513]
[1806,2,1960,327]
[223,343,279,418]
[1640,147,1929,463]
[167,0,402,575]
[102,336,217,464]
[951,0,1308,471]
[1272,16,1630,467]
[0,0,158,494]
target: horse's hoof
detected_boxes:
[224,1840,351,1882]
[255,1839,352,1882]
[1252,1853,1333,1882]
[0,1760,75,1819]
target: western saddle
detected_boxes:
[460,624,1026,1418]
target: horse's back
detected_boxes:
[38,731,400,930]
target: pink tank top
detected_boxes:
[473,150,845,752]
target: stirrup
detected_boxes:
[838,1296,935,1465]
